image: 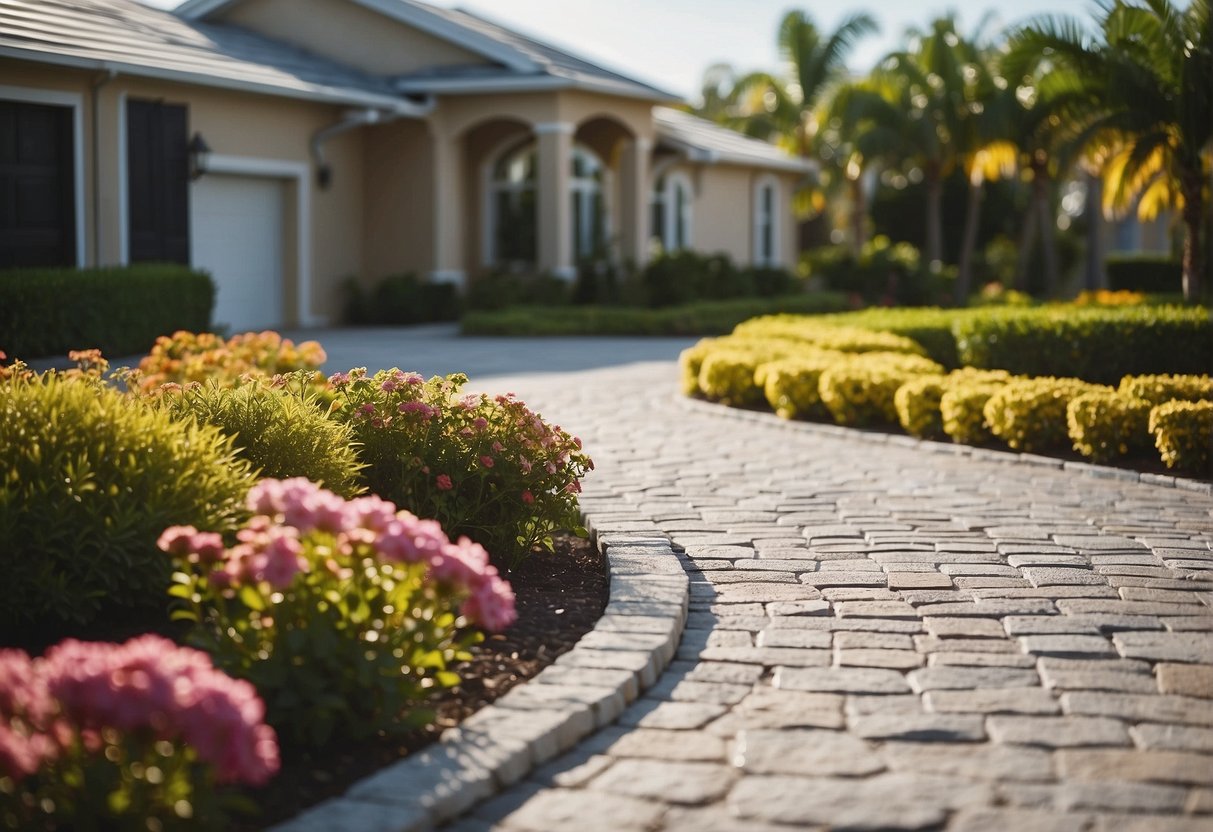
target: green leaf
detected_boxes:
[239,584,266,612]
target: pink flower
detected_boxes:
[521,490,534,505]
[480,455,494,468]
[436,474,453,491]
[461,576,516,632]
[473,417,488,431]
[157,526,200,556]
[328,371,350,387]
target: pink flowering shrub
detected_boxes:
[330,369,593,563]
[165,478,516,746]
[0,636,277,831]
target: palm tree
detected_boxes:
[1008,0,1213,301]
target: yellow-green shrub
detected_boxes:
[733,316,927,357]
[1149,400,1213,472]
[984,378,1111,452]
[1118,374,1213,406]
[941,382,1009,445]
[1067,391,1155,462]
[895,376,948,438]
[698,350,774,406]
[679,336,791,396]
[756,353,840,420]
[818,353,944,426]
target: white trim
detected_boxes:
[533,122,575,136]
[0,85,86,267]
[395,74,675,102]
[752,174,781,268]
[0,47,418,114]
[199,155,320,326]
[117,91,129,265]
[652,170,693,253]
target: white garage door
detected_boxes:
[192,174,285,332]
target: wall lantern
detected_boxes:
[188,132,212,181]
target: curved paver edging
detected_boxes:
[268,525,689,832]
[677,395,1213,496]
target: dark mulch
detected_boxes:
[231,532,608,829]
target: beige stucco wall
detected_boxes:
[217,0,490,76]
[362,119,436,279]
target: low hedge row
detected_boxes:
[0,263,214,358]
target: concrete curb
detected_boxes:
[676,395,1213,497]
[268,524,689,832]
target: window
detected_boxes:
[487,140,605,268]
[0,99,76,268]
[127,99,189,264]
[650,172,692,253]
[753,176,779,266]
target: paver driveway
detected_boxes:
[303,330,1213,831]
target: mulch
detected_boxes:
[232,532,608,829]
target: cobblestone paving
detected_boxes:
[445,361,1213,832]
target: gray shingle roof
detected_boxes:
[653,107,814,174]
[0,0,413,110]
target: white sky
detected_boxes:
[142,0,1098,100]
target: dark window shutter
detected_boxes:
[0,100,76,268]
[127,99,189,264]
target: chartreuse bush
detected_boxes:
[679,336,795,398]
[896,369,1014,440]
[164,479,516,747]
[817,353,945,427]
[154,378,365,499]
[1149,401,1213,473]
[953,306,1211,385]
[941,381,1012,445]
[732,316,928,356]
[1118,374,1213,406]
[1067,391,1155,463]
[330,369,592,563]
[756,351,843,420]
[817,307,962,367]
[0,363,253,629]
[984,378,1111,452]
[0,263,213,359]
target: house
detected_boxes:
[0,0,810,330]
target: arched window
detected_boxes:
[487,140,606,268]
[753,175,780,266]
[650,172,692,253]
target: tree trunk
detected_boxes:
[925,165,944,270]
[955,179,983,305]
[1083,171,1105,292]
[1036,175,1060,298]
[1181,171,1205,302]
[849,176,866,257]
[1016,195,1040,293]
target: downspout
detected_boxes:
[309,98,434,189]
[91,66,118,266]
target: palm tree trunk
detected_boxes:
[955,179,983,304]
[1084,172,1104,291]
[925,165,944,270]
[1016,195,1040,292]
[1181,171,1205,302]
[1036,177,1060,298]
[849,176,866,257]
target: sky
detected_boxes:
[143,0,1099,101]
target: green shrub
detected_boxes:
[941,382,1010,445]
[984,377,1111,452]
[803,237,953,307]
[465,271,572,311]
[817,353,944,427]
[732,316,928,356]
[770,307,960,366]
[757,353,839,420]
[345,273,460,324]
[953,306,1212,384]
[1066,391,1154,463]
[1105,254,1182,294]
[1149,400,1213,473]
[0,263,213,358]
[643,250,745,307]
[0,371,253,629]
[698,349,783,406]
[156,380,364,498]
[1118,374,1213,406]
[331,369,592,563]
[680,336,794,397]
[895,376,948,438]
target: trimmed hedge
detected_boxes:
[1067,391,1154,463]
[953,306,1212,384]
[1118,374,1213,406]
[0,263,214,358]
[940,382,1009,445]
[732,316,928,356]
[345,273,460,324]
[1150,400,1213,473]
[984,378,1111,452]
[757,354,840,420]
[818,353,944,426]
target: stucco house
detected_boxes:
[1,0,810,330]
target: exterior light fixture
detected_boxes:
[188,132,212,180]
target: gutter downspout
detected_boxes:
[310,98,434,189]
[91,66,118,266]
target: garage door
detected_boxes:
[191,174,285,332]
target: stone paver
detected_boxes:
[267,339,1213,831]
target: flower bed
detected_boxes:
[0,332,598,828]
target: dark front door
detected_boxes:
[127,99,189,264]
[0,99,77,268]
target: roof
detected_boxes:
[653,107,814,174]
[178,0,679,103]
[0,0,418,111]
